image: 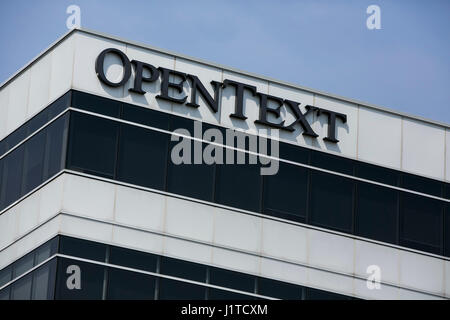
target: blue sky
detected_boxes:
[1,0,449,123]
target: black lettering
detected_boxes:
[156,67,187,104]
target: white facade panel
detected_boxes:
[261,219,308,265]
[354,240,400,287]
[0,85,9,138]
[27,54,51,117]
[358,106,402,168]
[399,250,445,296]
[402,118,445,180]
[165,196,214,244]
[213,206,262,253]
[72,32,126,99]
[61,174,115,222]
[115,185,165,233]
[6,70,30,134]
[49,35,74,102]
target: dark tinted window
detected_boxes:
[309,171,354,233]
[59,236,107,262]
[2,144,24,208]
[263,162,308,222]
[401,174,443,197]
[35,236,59,265]
[158,278,205,300]
[109,246,157,272]
[356,182,398,244]
[12,252,34,279]
[0,287,10,300]
[71,90,121,117]
[22,130,46,194]
[11,273,32,300]
[159,256,206,282]
[117,125,168,189]
[48,90,71,119]
[209,267,255,293]
[208,288,254,300]
[107,268,155,300]
[27,108,50,134]
[56,258,104,300]
[43,114,68,180]
[32,259,57,300]
[400,193,443,254]
[279,143,309,164]
[215,151,262,212]
[257,277,301,299]
[310,151,354,175]
[167,141,215,201]
[445,204,450,257]
[122,103,170,130]
[0,266,12,287]
[67,113,119,178]
[306,287,351,300]
[356,162,399,186]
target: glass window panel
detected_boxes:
[355,162,399,186]
[22,130,46,194]
[0,266,12,287]
[5,125,28,150]
[71,90,121,118]
[107,268,155,300]
[43,114,67,180]
[401,174,443,197]
[208,288,255,300]
[400,193,443,254]
[209,267,255,293]
[167,140,215,201]
[13,252,34,278]
[0,141,5,156]
[11,273,32,300]
[279,143,309,165]
[170,116,195,136]
[56,258,105,300]
[310,151,354,175]
[59,236,107,262]
[67,112,119,178]
[48,90,71,119]
[263,162,308,222]
[2,144,25,208]
[27,108,50,134]
[32,259,57,300]
[109,246,157,272]
[158,278,205,300]
[0,287,10,300]
[257,277,301,300]
[159,256,206,282]
[309,171,354,233]
[35,236,59,266]
[116,125,168,189]
[121,103,170,130]
[446,204,450,257]
[306,287,351,300]
[356,182,398,244]
[215,151,262,212]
